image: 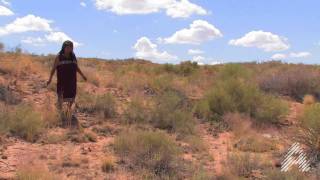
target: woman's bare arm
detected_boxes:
[47,56,59,86]
[76,65,87,81]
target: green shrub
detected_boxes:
[207,79,260,118]
[114,130,180,178]
[193,99,211,120]
[149,74,174,93]
[8,104,44,142]
[162,61,199,76]
[152,91,195,136]
[300,103,320,158]
[123,96,149,124]
[253,95,289,124]
[218,63,251,80]
[197,64,288,124]
[77,91,116,118]
[95,93,116,118]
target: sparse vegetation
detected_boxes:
[222,152,267,179]
[303,94,316,106]
[300,103,320,160]
[101,156,116,173]
[0,104,44,142]
[234,136,277,153]
[114,129,182,178]
[95,93,116,118]
[1,51,320,179]
[259,66,320,101]
[151,90,196,136]
[196,64,289,124]
[264,168,309,180]
[0,84,21,105]
[16,167,59,180]
[77,91,116,118]
[123,96,150,124]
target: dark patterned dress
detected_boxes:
[56,53,77,102]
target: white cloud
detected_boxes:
[133,36,177,62]
[0,14,52,36]
[80,2,87,7]
[161,20,222,45]
[21,37,46,46]
[190,56,222,65]
[210,61,222,65]
[289,52,311,58]
[1,0,10,6]
[45,32,82,47]
[94,0,207,18]
[229,30,290,52]
[0,5,13,16]
[22,32,82,47]
[271,51,311,60]
[188,49,204,55]
[165,0,207,18]
[271,53,287,60]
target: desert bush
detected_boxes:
[114,130,181,178]
[41,98,60,128]
[0,104,10,134]
[151,90,195,136]
[95,93,116,118]
[16,167,59,180]
[162,61,199,76]
[206,79,261,119]
[184,135,207,153]
[196,64,288,124]
[42,133,67,144]
[148,74,174,94]
[223,113,252,137]
[264,168,309,180]
[101,156,115,173]
[218,63,251,80]
[77,91,116,118]
[76,90,96,113]
[82,67,101,86]
[234,136,277,153]
[224,152,264,178]
[253,94,289,124]
[0,85,21,105]
[191,168,214,180]
[193,99,211,120]
[259,67,320,101]
[7,104,44,142]
[303,94,316,106]
[300,103,320,160]
[123,96,150,124]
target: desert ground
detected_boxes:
[0,51,320,179]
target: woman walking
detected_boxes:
[47,40,87,111]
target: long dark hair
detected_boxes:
[59,40,76,60]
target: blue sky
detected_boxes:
[0,0,319,64]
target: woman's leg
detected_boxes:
[57,96,62,111]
